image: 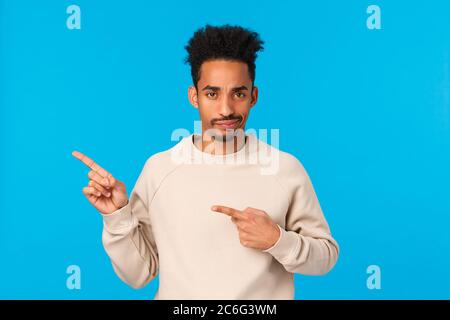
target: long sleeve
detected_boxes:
[262,154,339,275]
[100,158,159,289]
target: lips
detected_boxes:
[214,119,240,129]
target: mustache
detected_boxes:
[211,115,242,125]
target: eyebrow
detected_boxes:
[201,85,249,92]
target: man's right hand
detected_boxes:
[72,150,129,215]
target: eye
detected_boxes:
[235,92,246,98]
[206,92,217,98]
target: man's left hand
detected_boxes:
[211,205,281,251]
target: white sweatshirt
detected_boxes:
[100,133,339,299]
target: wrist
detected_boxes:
[266,224,281,249]
[117,199,129,210]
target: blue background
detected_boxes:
[1,0,449,299]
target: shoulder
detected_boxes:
[278,150,308,178]
[254,137,316,202]
[266,146,319,205]
[255,136,309,181]
[138,137,188,187]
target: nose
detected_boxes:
[218,94,234,117]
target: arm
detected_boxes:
[100,159,159,289]
[262,155,339,275]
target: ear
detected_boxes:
[250,86,258,109]
[188,85,199,109]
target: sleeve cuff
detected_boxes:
[99,201,135,232]
[262,224,283,252]
[262,225,300,264]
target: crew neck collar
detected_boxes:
[183,132,258,163]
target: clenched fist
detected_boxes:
[72,150,128,215]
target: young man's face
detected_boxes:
[188,59,258,140]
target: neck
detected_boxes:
[194,131,247,155]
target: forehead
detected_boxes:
[198,59,251,85]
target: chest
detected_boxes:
[148,165,290,250]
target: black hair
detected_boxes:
[184,24,264,89]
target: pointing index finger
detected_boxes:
[72,150,110,178]
[211,205,247,219]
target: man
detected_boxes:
[72,24,339,299]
